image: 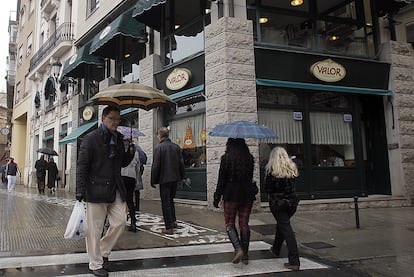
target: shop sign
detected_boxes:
[69,54,77,65]
[310,59,346,82]
[166,68,191,91]
[99,26,111,40]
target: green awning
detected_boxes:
[89,10,146,59]
[61,42,104,79]
[59,121,98,145]
[132,0,167,31]
[170,84,204,100]
[256,79,393,96]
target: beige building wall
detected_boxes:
[11,0,38,185]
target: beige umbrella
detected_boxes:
[90,82,175,111]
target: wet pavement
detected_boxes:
[0,184,413,276]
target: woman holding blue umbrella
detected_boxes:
[213,138,256,265]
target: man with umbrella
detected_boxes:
[35,155,48,194]
[76,105,133,277]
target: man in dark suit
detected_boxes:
[151,127,185,235]
[76,105,133,277]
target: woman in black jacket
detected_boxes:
[213,138,255,264]
[265,146,300,271]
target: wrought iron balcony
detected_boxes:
[29,22,74,71]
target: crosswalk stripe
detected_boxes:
[65,258,328,277]
[0,241,270,269]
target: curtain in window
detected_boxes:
[310,112,353,145]
[169,113,206,147]
[258,109,303,144]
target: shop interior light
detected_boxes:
[205,8,211,14]
[330,35,339,41]
[175,25,180,29]
[124,53,130,58]
[291,0,303,6]
[259,17,268,24]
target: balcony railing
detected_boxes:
[30,22,74,71]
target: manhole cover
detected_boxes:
[302,242,336,249]
[250,224,275,236]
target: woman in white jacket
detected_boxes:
[121,144,142,232]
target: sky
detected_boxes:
[0,0,18,93]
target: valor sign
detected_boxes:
[166,68,191,91]
[310,59,346,82]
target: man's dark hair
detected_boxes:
[102,105,120,117]
[157,127,169,139]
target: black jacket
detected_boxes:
[151,138,185,185]
[216,155,254,202]
[76,125,133,203]
[264,174,298,205]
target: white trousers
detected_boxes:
[7,175,16,191]
[85,192,126,270]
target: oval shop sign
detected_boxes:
[166,68,192,91]
[310,59,346,82]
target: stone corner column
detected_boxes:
[205,17,260,210]
[384,41,414,205]
[139,54,163,200]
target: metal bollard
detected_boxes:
[354,196,360,229]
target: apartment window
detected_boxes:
[29,0,35,14]
[15,82,21,104]
[87,0,100,17]
[406,22,414,47]
[26,33,33,56]
[18,45,23,65]
[20,7,25,27]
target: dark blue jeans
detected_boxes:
[159,181,177,230]
[270,203,300,266]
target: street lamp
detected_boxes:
[51,61,62,82]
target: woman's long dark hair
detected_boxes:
[223,138,254,182]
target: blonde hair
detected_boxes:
[265,146,298,179]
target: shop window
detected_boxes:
[310,111,355,167]
[162,1,211,65]
[248,0,374,58]
[257,88,300,106]
[311,92,350,108]
[259,109,304,168]
[169,113,206,168]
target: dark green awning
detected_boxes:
[61,42,104,79]
[256,79,393,96]
[89,10,146,59]
[59,121,97,145]
[132,0,167,31]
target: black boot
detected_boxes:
[240,230,250,265]
[134,190,140,212]
[227,226,244,264]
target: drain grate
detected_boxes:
[250,224,275,236]
[302,242,336,249]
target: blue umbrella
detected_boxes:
[117,126,145,139]
[209,121,278,139]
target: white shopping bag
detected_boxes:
[64,201,86,239]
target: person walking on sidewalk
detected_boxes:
[151,127,185,235]
[47,157,58,193]
[5,157,20,192]
[35,155,48,194]
[213,138,255,264]
[121,142,141,232]
[265,146,300,271]
[76,105,133,277]
[134,144,147,211]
